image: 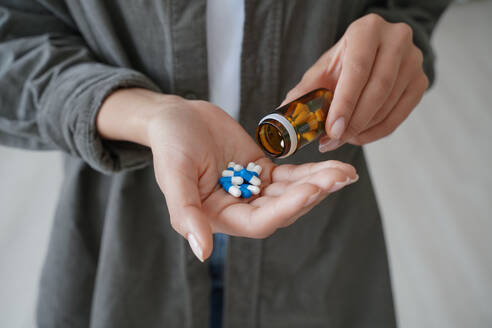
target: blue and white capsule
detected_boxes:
[244,184,260,195]
[246,162,262,177]
[225,162,243,172]
[219,176,244,185]
[253,165,262,175]
[238,168,261,186]
[238,185,252,198]
[220,181,242,198]
[222,170,241,177]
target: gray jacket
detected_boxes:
[0,1,449,327]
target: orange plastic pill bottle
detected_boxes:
[256,88,333,158]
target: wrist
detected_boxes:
[97,88,184,147]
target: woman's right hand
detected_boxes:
[97,88,358,261]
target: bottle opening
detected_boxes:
[257,122,287,157]
[256,114,297,158]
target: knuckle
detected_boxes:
[372,108,388,126]
[374,74,394,94]
[337,95,358,113]
[422,73,430,90]
[347,119,366,135]
[348,136,362,145]
[365,13,384,27]
[414,47,424,66]
[381,119,397,136]
[349,56,372,75]
[394,22,413,41]
[169,216,182,234]
[165,94,184,104]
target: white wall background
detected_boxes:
[0,1,491,327]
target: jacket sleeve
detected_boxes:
[365,0,451,87]
[0,1,162,174]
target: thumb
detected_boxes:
[155,159,213,262]
[279,37,345,107]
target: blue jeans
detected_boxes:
[209,233,228,328]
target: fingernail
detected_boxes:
[304,190,321,207]
[187,233,204,262]
[319,139,340,153]
[350,174,359,183]
[330,117,345,139]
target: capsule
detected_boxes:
[238,168,261,186]
[238,185,252,199]
[246,162,262,176]
[245,184,260,195]
[219,181,241,198]
[219,176,244,185]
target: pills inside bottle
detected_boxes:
[256,88,333,158]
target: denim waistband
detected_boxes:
[209,233,229,328]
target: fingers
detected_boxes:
[324,15,381,141]
[219,183,320,238]
[271,160,356,183]
[348,73,428,145]
[265,166,356,197]
[341,36,406,139]
[361,45,424,130]
[155,159,213,262]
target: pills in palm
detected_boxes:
[219,162,262,198]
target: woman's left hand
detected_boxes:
[281,13,429,152]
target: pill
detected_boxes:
[246,162,261,177]
[220,181,241,198]
[219,176,244,185]
[233,164,243,171]
[238,185,252,198]
[247,169,258,177]
[245,185,260,195]
[254,165,262,175]
[238,168,261,186]
[222,170,238,177]
[227,162,236,168]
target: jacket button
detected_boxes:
[183,91,198,100]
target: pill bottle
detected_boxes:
[256,88,333,158]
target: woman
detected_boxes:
[0,1,449,327]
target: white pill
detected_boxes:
[246,162,256,171]
[253,165,262,175]
[246,185,260,195]
[227,185,241,198]
[231,176,244,185]
[233,164,243,171]
[249,175,261,186]
[227,162,236,168]
[222,170,234,177]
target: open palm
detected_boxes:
[148,98,358,261]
